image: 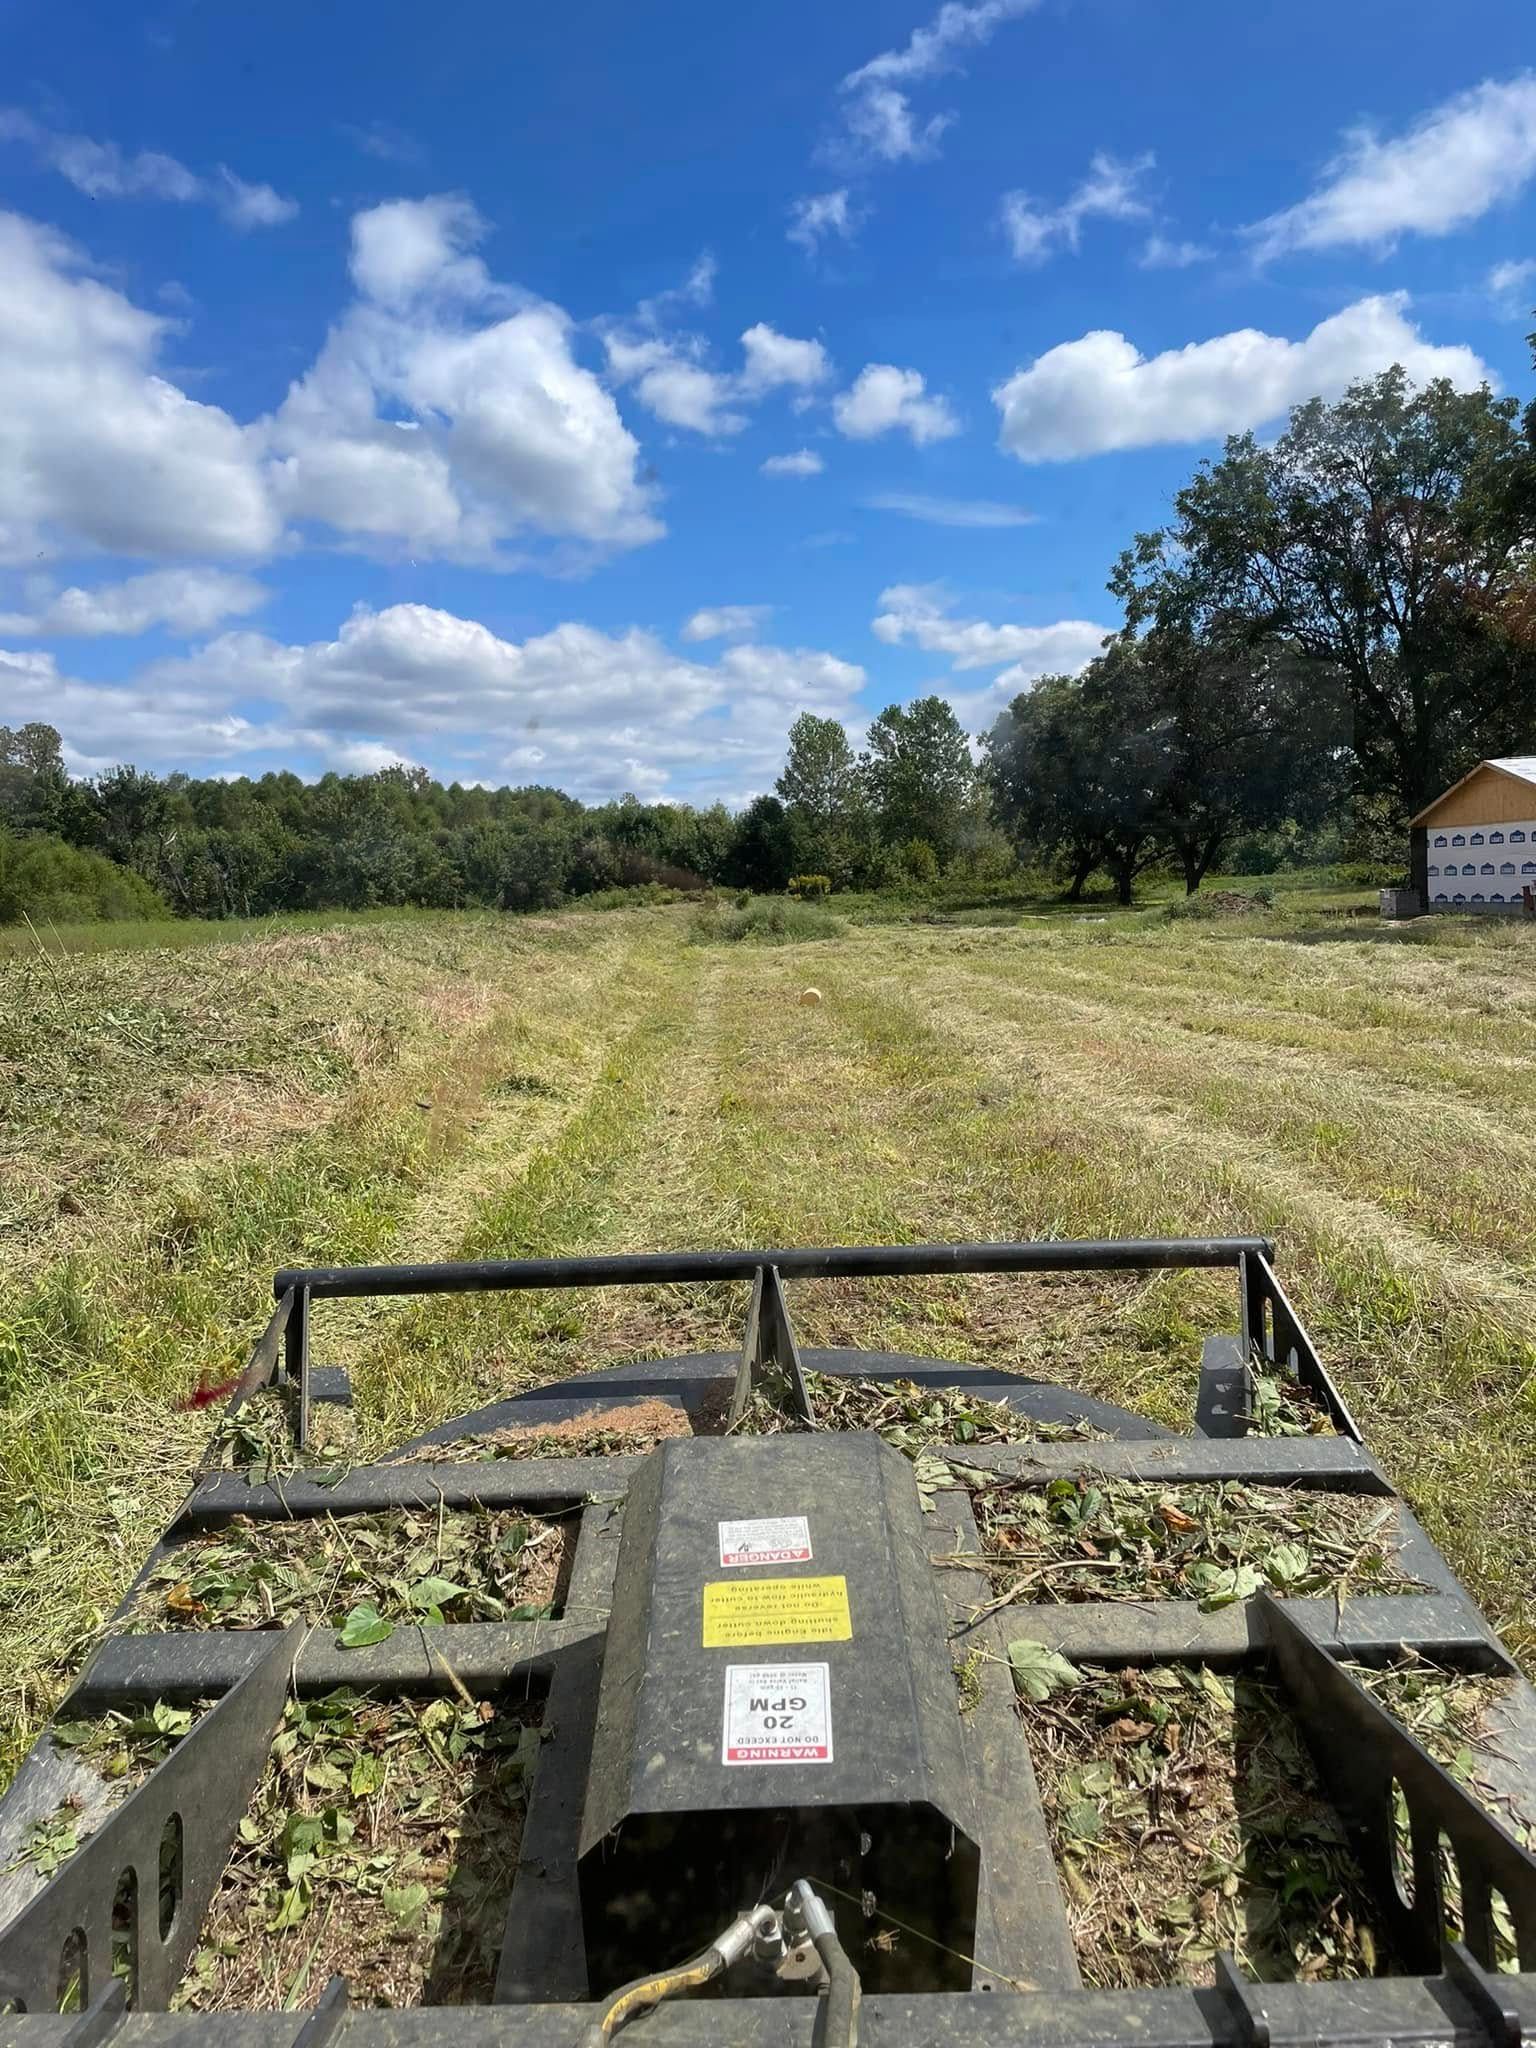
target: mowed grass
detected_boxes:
[4,895,1536,1785]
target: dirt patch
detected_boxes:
[131,1509,571,1637]
[1018,1659,1384,1985]
[390,1399,693,1465]
[974,1479,1410,1607]
[176,1687,541,2010]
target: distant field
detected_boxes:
[4,892,1535,1782]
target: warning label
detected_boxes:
[722,1662,832,1765]
[702,1574,851,1647]
[717,1515,812,1568]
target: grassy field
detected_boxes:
[4,891,1536,1784]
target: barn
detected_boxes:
[1410,757,1536,912]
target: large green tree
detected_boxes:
[986,667,1166,905]
[1112,368,1536,817]
[1113,630,1344,893]
[862,696,976,864]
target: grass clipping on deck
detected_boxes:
[132,1508,568,1644]
[733,1371,1096,1447]
[1014,1657,1383,1986]
[177,1688,541,2010]
[974,1478,1410,1609]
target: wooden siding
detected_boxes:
[1416,763,1536,827]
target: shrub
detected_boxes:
[788,873,832,900]
[0,829,169,926]
[690,896,845,945]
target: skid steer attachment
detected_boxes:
[2,1237,1533,2048]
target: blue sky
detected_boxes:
[2,0,1534,804]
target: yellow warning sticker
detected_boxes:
[702,1575,852,1648]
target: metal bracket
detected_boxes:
[290,1975,349,2048]
[1262,1593,1536,1973]
[1195,1336,1252,1438]
[1213,1952,1271,2048]
[285,1283,313,1448]
[59,1980,125,2048]
[0,1629,299,2014]
[1443,1938,1522,2048]
[1240,1252,1361,1440]
[727,1266,814,1430]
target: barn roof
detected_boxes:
[1410,757,1536,826]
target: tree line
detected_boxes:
[0,699,996,923]
[6,350,1536,925]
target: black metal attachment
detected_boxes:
[0,1629,298,2014]
[1213,1952,1271,2048]
[289,1974,349,2048]
[1263,1593,1536,1973]
[284,1282,312,1448]
[728,1266,813,1428]
[58,1980,125,2048]
[1241,1251,1361,1440]
[1195,1335,1251,1438]
[1443,1939,1522,2048]
[7,1233,1536,2048]
[275,1235,1276,1302]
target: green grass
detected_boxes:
[5,896,1536,1789]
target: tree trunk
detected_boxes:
[1064,851,1095,902]
[1180,828,1225,894]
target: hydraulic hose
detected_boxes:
[789,1880,861,2048]
[576,1909,762,2047]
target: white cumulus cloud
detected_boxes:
[1246,74,1536,260]
[267,195,661,560]
[680,605,773,642]
[836,0,1037,169]
[1000,151,1154,263]
[0,568,267,637]
[3,603,869,804]
[873,584,1107,672]
[603,301,831,438]
[832,364,959,444]
[739,323,832,393]
[761,449,826,477]
[1489,258,1536,315]
[787,189,863,254]
[993,295,1492,462]
[0,109,296,227]
[0,211,279,562]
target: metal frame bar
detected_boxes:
[1263,1592,1536,1973]
[1241,1250,1361,1441]
[0,1632,299,2014]
[4,1977,1536,2047]
[727,1266,813,1429]
[276,1236,1274,1301]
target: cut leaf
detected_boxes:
[337,1603,392,1649]
[1008,1639,1082,1702]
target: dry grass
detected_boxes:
[8,896,1536,1791]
